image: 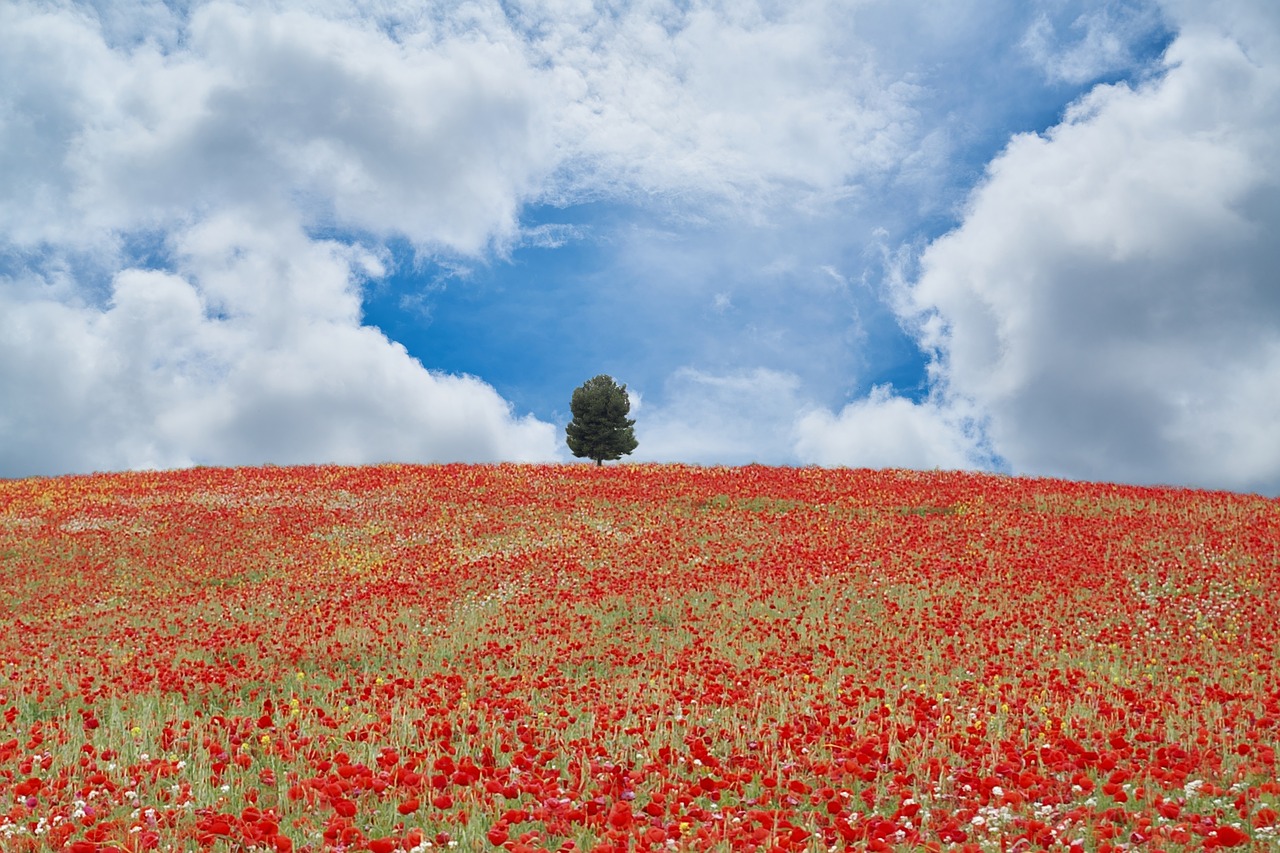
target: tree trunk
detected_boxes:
[595,458,603,467]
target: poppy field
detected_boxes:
[0,463,1278,853]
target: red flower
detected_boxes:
[1209,825,1249,847]
[607,802,632,829]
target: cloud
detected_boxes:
[6,0,1272,492]
[2,0,917,478]
[633,367,990,472]
[1021,1,1169,85]
[0,1,554,255]
[898,0,1280,493]
[0,1,564,477]
[0,212,559,477]
[631,368,808,464]
[519,0,921,214]
[793,386,988,471]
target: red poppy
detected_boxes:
[1208,825,1249,847]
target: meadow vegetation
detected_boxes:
[0,464,1277,852]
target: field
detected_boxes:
[0,464,1277,853]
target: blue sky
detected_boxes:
[3,0,1279,494]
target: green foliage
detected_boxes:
[565,374,639,466]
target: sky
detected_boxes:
[2,0,1278,495]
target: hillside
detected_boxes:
[1,464,1277,852]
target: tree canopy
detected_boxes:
[565,375,638,466]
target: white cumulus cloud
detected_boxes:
[794,387,987,471]
[898,0,1280,493]
[632,367,809,465]
[0,212,559,476]
[0,1,562,476]
[0,1,554,256]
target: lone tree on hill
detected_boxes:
[566,375,638,466]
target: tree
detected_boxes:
[565,375,638,466]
